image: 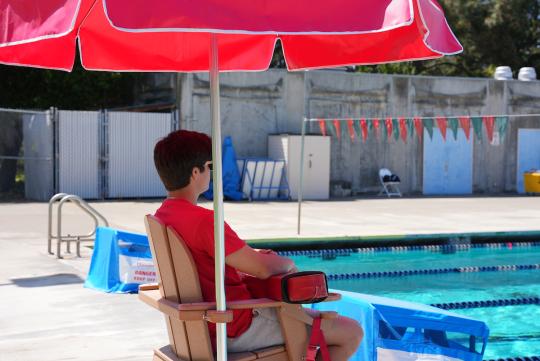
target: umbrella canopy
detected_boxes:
[0,1,462,360]
[1,0,462,71]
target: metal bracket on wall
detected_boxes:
[47,193,109,259]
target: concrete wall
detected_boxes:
[151,70,540,195]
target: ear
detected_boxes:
[191,166,200,179]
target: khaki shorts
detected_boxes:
[227,308,286,352]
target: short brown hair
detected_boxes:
[153,130,212,191]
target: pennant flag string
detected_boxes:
[312,114,513,144]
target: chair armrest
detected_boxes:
[139,283,159,291]
[139,287,341,322]
[138,288,233,323]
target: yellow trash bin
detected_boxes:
[524,171,540,194]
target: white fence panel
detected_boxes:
[58,111,100,199]
[108,112,171,198]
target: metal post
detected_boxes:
[48,193,68,254]
[210,33,227,361]
[297,118,307,235]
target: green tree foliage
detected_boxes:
[0,57,136,110]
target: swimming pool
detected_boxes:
[284,243,540,360]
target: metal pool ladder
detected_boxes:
[47,193,109,258]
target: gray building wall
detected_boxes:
[140,70,540,195]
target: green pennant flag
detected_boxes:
[496,116,509,141]
[407,118,414,139]
[423,118,434,140]
[392,118,400,140]
[326,120,336,137]
[353,119,362,138]
[471,117,483,141]
[448,117,459,140]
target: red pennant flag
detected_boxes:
[483,115,495,142]
[373,118,381,139]
[333,119,341,140]
[385,117,393,140]
[436,116,447,141]
[347,118,355,142]
[399,117,407,143]
[318,119,327,136]
[360,119,368,142]
[458,116,471,141]
[413,117,423,141]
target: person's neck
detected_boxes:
[167,188,199,205]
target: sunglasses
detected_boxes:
[205,161,213,171]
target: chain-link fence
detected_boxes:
[0,108,178,201]
[0,108,54,201]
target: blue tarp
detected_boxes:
[84,227,156,293]
[310,290,489,361]
[204,136,244,200]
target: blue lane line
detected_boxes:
[431,297,540,310]
[324,264,540,280]
[277,241,540,257]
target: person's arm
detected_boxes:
[226,245,296,279]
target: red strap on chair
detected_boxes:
[305,316,331,361]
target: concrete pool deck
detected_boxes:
[1,196,539,360]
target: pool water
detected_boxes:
[290,245,540,359]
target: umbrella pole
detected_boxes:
[210,33,227,361]
[297,117,307,235]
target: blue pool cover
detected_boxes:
[311,290,489,361]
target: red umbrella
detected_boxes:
[0,1,462,359]
[1,0,461,71]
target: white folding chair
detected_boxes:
[378,168,402,197]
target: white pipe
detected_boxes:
[210,33,228,361]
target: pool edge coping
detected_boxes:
[246,230,540,250]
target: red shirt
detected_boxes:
[155,198,253,340]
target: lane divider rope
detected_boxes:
[325,264,540,280]
[484,356,540,361]
[431,297,540,310]
[277,241,540,257]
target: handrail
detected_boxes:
[48,193,109,258]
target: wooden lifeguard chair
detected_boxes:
[139,215,340,361]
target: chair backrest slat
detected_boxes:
[167,227,204,303]
[167,227,214,360]
[145,215,192,361]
